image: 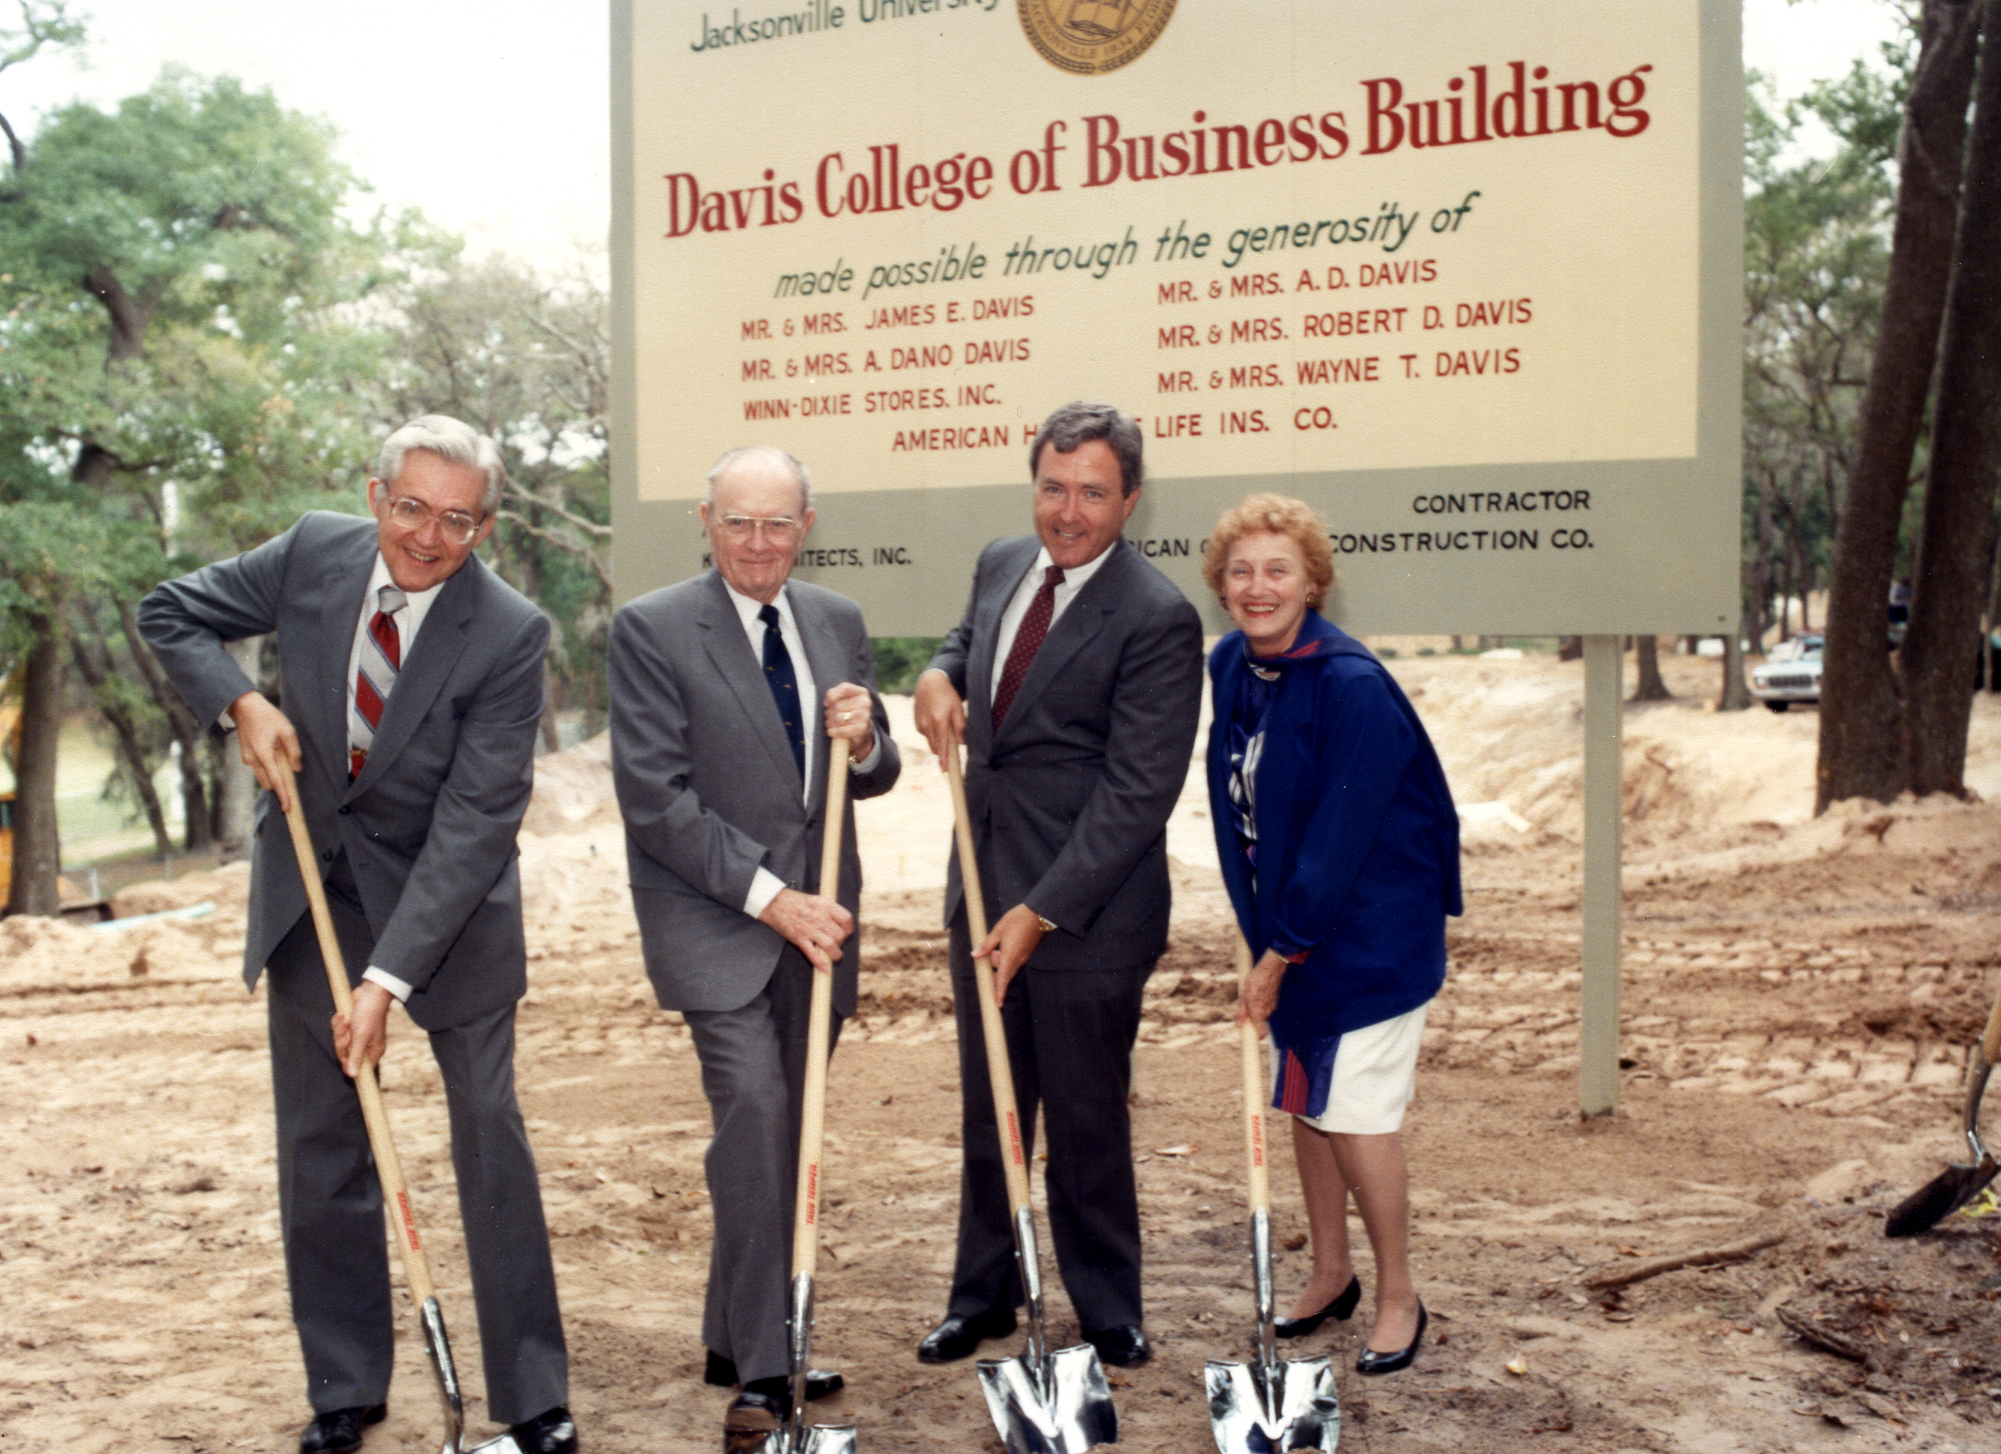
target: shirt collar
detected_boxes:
[1031,537,1118,594]
[366,554,445,637]
[722,577,792,633]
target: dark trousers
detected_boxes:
[683,946,843,1385]
[945,910,1153,1331]
[264,864,567,1423]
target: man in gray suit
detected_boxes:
[138,416,574,1454]
[608,446,899,1448]
[912,401,1203,1370]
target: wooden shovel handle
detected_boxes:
[791,736,851,1282]
[946,746,1036,1220]
[1235,937,1271,1217]
[1980,972,2001,1068]
[281,786,437,1307]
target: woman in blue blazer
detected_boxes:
[1202,493,1461,1376]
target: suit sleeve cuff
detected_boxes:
[363,966,413,1003]
[851,735,883,774]
[744,866,786,920]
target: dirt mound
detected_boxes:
[4,650,2000,1453]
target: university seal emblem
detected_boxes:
[1017,0,1176,77]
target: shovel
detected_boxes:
[1885,973,2001,1237]
[284,785,516,1454]
[945,746,1118,1454]
[775,736,859,1454]
[1203,937,1340,1452]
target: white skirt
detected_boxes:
[1272,1001,1429,1135]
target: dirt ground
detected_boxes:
[4,647,2000,1454]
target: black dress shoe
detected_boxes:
[723,1387,784,1452]
[916,1306,1018,1363]
[1274,1275,1363,1338]
[299,1404,386,1454]
[703,1350,845,1401]
[1084,1324,1150,1367]
[506,1406,578,1454]
[1355,1301,1428,1376]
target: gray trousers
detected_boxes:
[264,866,568,1423]
[683,947,842,1385]
[945,911,1154,1332]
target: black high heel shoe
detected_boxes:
[1273,1275,1362,1338]
[1355,1300,1427,1375]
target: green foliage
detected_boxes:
[871,637,945,694]
[377,247,613,727]
[1741,49,1909,638]
[0,59,444,883]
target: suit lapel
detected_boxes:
[307,530,377,800]
[699,572,802,788]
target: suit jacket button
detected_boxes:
[321,850,335,862]
[338,805,351,815]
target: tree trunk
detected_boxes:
[67,624,173,860]
[1902,0,2001,796]
[117,600,211,852]
[540,659,562,756]
[214,636,264,862]
[7,626,65,916]
[1632,635,1672,701]
[1816,0,1981,811]
[1719,630,1753,711]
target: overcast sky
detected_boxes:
[2,0,1903,269]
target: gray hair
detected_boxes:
[376,415,507,516]
[705,445,814,513]
[1028,401,1143,497]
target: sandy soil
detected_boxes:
[4,648,2000,1454]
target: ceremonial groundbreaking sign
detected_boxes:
[612,0,1741,636]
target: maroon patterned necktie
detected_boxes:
[992,565,1064,730]
[350,585,406,777]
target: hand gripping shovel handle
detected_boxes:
[948,748,1118,1454]
[282,782,466,1453]
[1203,936,1341,1453]
[783,740,859,1453]
[791,736,849,1285]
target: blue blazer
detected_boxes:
[1205,612,1461,1060]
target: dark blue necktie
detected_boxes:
[759,603,805,778]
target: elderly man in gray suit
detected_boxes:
[607,445,899,1449]
[912,400,1204,1371]
[137,416,574,1454]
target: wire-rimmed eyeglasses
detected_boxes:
[382,494,483,546]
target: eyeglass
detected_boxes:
[383,494,483,546]
[716,514,802,541]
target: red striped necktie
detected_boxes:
[350,585,406,778]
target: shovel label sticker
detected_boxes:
[1005,1109,1027,1170]
[396,1191,421,1249]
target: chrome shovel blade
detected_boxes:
[417,1295,467,1454]
[796,1424,859,1454]
[1204,1356,1340,1452]
[976,1345,1119,1453]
